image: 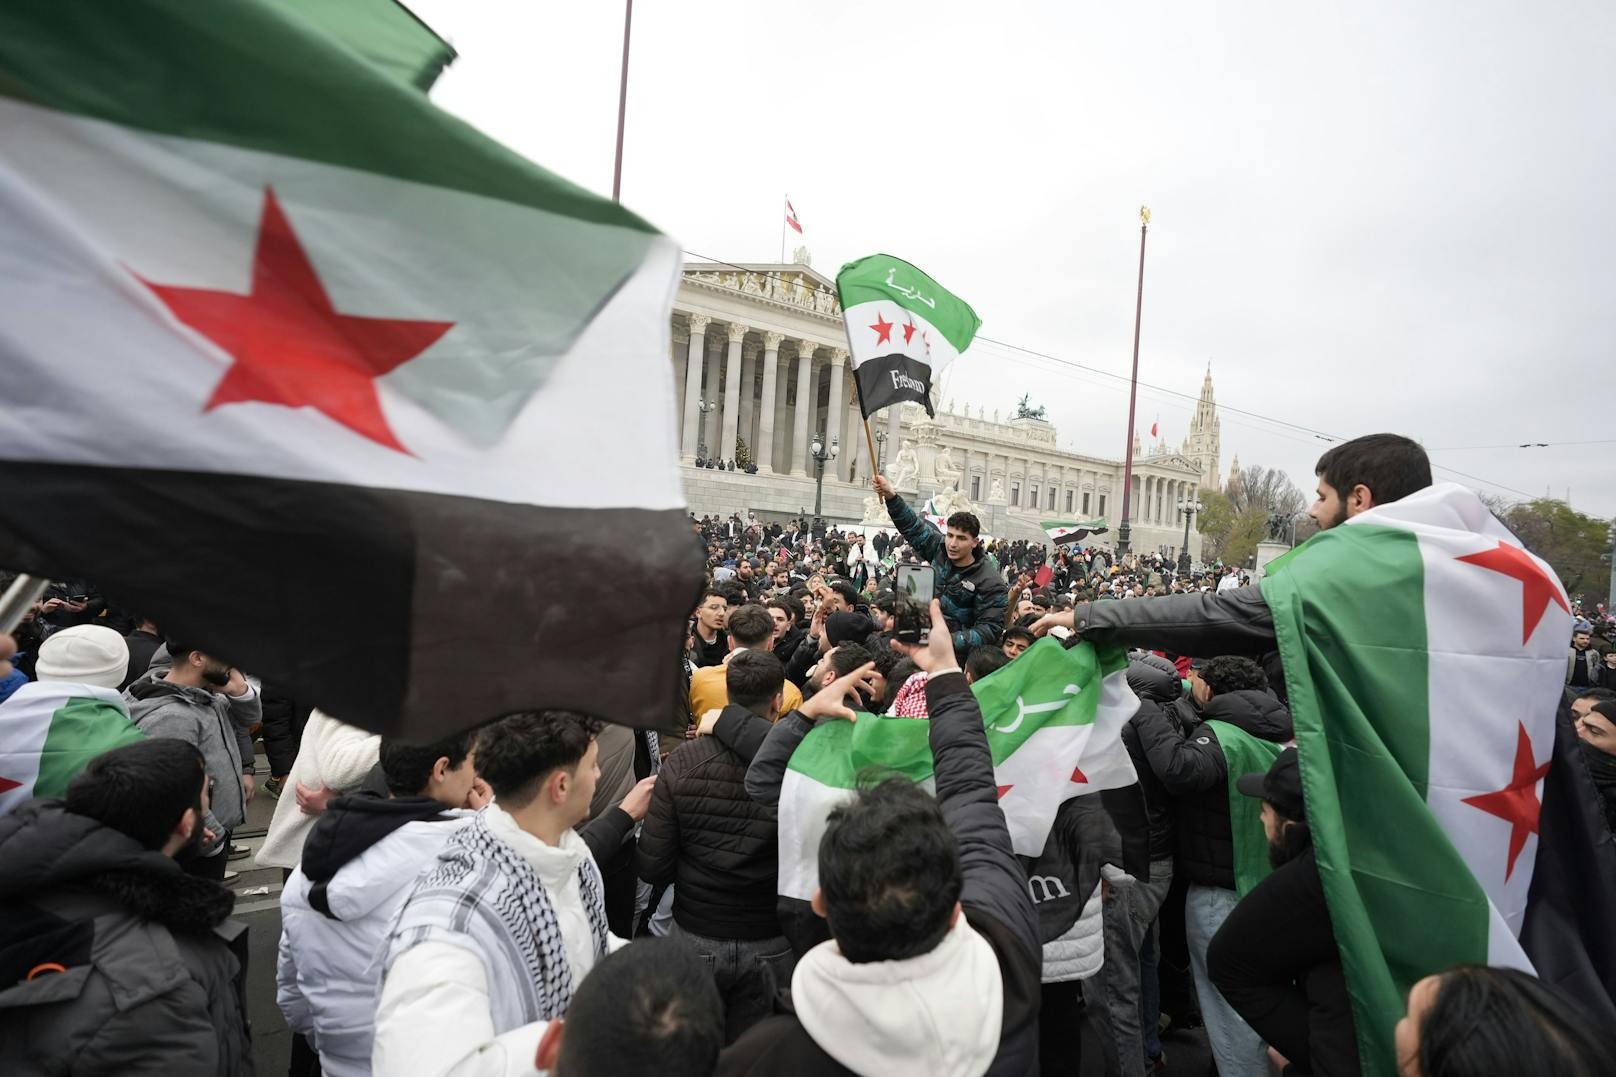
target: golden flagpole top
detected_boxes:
[1140,206,1151,226]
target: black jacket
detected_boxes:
[0,800,253,1075]
[637,705,783,940]
[1131,688,1293,888]
[1208,847,1359,1076]
[1076,585,1276,658]
[722,674,1042,1077]
[1123,661,1184,863]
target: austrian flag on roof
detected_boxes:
[0,2,702,740]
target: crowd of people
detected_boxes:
[1,432,1614,1076]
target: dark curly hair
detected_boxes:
[1198,655,1269,696]
[474,711,602,808]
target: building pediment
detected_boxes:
[683,261,841,320]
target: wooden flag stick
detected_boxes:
[861,416,880,481]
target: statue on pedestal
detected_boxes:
[860,494,888,525]
[989,477,1007,503]
[890,441,921,490]
[931,485,979,521]
[933,446,962,490]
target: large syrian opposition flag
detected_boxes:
[836,255,980,418]
[1042,519,1109,545]
[1264,482,1616,1073]
[776,639,1138,901]
[0,684,145,815]
[0,3,702,741]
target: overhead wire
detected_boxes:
[677,248,1544,502]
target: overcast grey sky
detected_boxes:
[410,0,1615,516]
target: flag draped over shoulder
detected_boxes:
[777,638,1138,901]
[836,255,980,418]
[0,2,702,741]
[0,683,145,813]
[1263,482,1616,1074]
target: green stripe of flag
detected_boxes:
[34,696,145,798]
[835,255,981,352]
[0,0,655,231]
[1265,523,1490,1076]
[788,640,1123,787]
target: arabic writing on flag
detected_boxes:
[836,254,979,418]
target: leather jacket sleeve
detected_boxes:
[1075,584,1276,657]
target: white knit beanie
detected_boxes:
[35,625,130,690]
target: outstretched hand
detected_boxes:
[799,661,879,723]
[1029,609,1076,637]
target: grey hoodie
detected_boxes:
[124,670,261,855]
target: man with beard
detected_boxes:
[1206,749,1359,1076]
[0,738,252,1072]
[1031,434,1433,655]
[124,638,261,880]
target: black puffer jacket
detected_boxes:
[637,705,783,940]
[1123,660,1184,862]
[1130,688,1293,889]
[0,800,253,1075]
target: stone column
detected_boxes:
[702,332,723,457]
[680,314,709,461]
[823,349,847,481]
[737,341,758,461]
[719,323,745,462]
[791,342,816,477]
[672,321,689,430]
[756,332,783,475]
[773,353,792,473]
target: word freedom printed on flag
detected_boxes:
[776,639,1138,902]
[836,255,981,418]
[1263,483,1614,1073]
[0,3,703,741]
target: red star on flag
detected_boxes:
[901,317,918,344]
[135,186,455,454]
[869,313,894,346]
[1462,722,1552,880]
[996,784,1014,800]
[0,776,20,796]
[1070,766,1088,784]
[1455,541,1570,645]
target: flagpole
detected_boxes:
[610,0,633,202]
[839,317,882,484]
[1117,206,1149,556]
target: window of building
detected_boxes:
[1048,488,1057,510]
[1010,482,1021,506]
[1065,490,1074,513]
[1098,495,1107,516]
[1029,484,1039,508]
[970,475,981,500]
[1082,492,1091,514]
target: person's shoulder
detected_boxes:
[718,1011,830,1076]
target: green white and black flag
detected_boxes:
[836,254,980,418]
[0,2,703,741]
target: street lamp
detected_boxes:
[874,428,888,472]
[694,397,716,463]
[1176,494,1204,577]
[810,430,838,532]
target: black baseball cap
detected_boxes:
[1235,746,1304,821]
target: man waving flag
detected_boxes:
[0,2,701,741]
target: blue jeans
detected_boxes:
[1185,883,1268,1077]
[669,921,796,1044]
[1141,928,1162,1062]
